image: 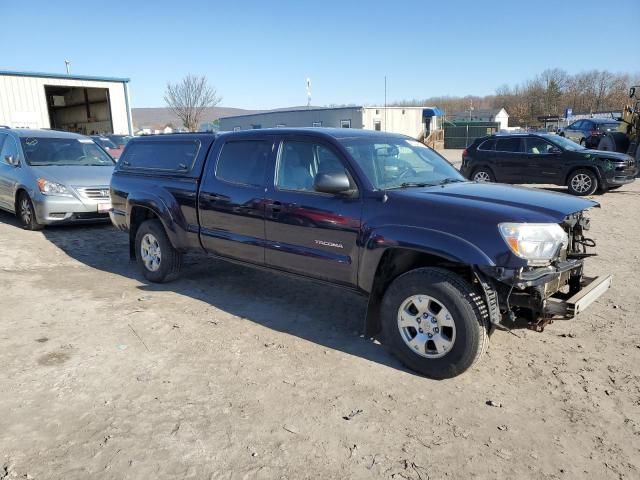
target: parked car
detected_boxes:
[0,128,115,229]
[108,134,133,149]
[560,119,621,148]
[461,133,636,195]
[109,129,611,379]
[91,136,124,160]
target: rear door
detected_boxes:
[263,135,362,286]
[198,136,276,264]
[493,137,525,182]
[523,136,563,183]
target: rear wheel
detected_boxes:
[472,167,494,183]
[135,219,182,282]
[17,192,43,231]
[381,268,489,379]
[567,169,598,196]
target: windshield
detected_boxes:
[545,134,586,152]
[92,137,118,149]
[339,137,464,189]
[20,137,115,166]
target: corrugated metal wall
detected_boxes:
[0,74,130,134]
[219,108,364,132]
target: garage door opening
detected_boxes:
[44,85,114,135]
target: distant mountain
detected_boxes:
[132,106,265,129]
[132,105,326,129]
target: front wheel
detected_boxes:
[135,219,182,282]
[567,169,598,196]
[17,192,43,230]
[381,268,489,379]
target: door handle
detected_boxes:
[201,192,223,202]
[270,201,282,213]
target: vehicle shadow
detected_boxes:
[0,210,413,376]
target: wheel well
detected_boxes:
[565,166,600,184]
[129,207,159,259]
[14,188,27,213]
[364,248,472,337]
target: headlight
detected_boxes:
[499,223,568,264]
[37,178,73,197]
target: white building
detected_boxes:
[0,70,133,135]
[449,107,509,130]
[219,106,444,140]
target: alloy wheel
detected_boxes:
[397,294,456,359]
[474,171,491,182]
[571,173,592,194]
[140,233,162,272]
[20,198,32,225]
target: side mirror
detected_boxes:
[549,147,562,154]
[313,172,353,195]
[5,155,19,167]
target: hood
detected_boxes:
[584,149,633,162]
[29,165,115,187]
[390,182,597,223]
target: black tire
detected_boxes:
[567,169,598,196]
[381,267,489,379]
[135,219,182,282]
[471,167,495,183]
[17,192,43,231]
[597,132,629,153]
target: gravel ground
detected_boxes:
[1,173,639,479]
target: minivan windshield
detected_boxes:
[339,137,464,189]
[544,134,586,152]
[20,137,115,166]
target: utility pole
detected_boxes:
[64,60,71,75]
[384,76,387,132]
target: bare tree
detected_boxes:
[164,75,221,131]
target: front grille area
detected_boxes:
[76,186,110,201]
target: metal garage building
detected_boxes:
[219,106,443,140]
[0,70,133,135]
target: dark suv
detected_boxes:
[460,133,636,195]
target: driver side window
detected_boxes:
[276,140,350,193]
[525,137,554,154]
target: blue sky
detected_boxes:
[3,0,638,109]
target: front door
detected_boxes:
[523,136,563,183]
[264,136,362,286]
[0,134,18,209]
[198,137,276,265]
[565,121,583,143]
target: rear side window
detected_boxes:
[120,140,200,171]
[495,138,522,153]
[478,138,495,151]
[216,140,271,187]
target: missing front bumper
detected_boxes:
[545,275,613,319]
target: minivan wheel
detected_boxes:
[472,167,494,182]
[135,219,182,282]
[381,268,489,379]
[17,192,43,231]
[567,169,598,196]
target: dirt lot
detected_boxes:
[1,172,640,479]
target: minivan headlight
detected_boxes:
[37,178,73,197]
[499,223,568,264]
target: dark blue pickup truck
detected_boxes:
[110,128,611,378]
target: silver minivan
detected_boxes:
[0,128,115,230]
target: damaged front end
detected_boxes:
[475,210,612,331]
